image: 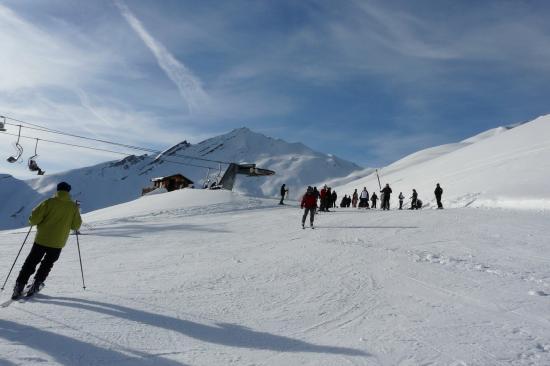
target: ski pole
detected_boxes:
[75,232,86,290]
[1,226,33,291]
[376,169,382,190]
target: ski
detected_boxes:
[1,299,15,308]
[2,283,44,308]
[1,293,28,308]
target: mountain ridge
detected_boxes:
[0,127,362,230]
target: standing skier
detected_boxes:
[398,192,405,210]
[12,182,82,299]
[325,187,332,212]
[434,183,444,209]
[381,184,392,210]
[301,186,317,229]
[352,189,358,208]
[279,184,289,205]
[319,186,327,212]
[371,192,378,208]
[313,187,320,213]
[359,187,369,208]
[331,190,337,208]
[410,189,418,209]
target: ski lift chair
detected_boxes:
[7,125,23,163]
[28,139,45,175]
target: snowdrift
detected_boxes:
[336,115,550,210]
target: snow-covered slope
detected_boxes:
[1,188,549,365]
[335,115,550,210]
[0,128,362,230]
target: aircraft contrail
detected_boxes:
[114,0,209,113]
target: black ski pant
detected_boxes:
[382,197,390,210]
[16,243,62,287]
[399,200,403,210]
[436,195,443,208]
[302,207,315,225]
[279,195,285,205]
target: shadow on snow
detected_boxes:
[34,296,369,357]
[0,319,188,366]
[315,226,418,229]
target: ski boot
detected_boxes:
[25,281,44,298]
[11,282,25,300]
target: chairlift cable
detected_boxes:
[1,115,231,165]
[0,131,215,170]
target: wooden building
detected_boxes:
[141,174,194,195]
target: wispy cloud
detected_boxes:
[2,0,550,178]
[114,0,209,113]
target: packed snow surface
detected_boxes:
[1,189,549,365]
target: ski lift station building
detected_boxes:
[142,174,194,195]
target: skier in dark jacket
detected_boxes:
[381,184,392,210]
[313,187,320,212]
[331,190,337,208]
[434,183,443,209]
[410,189,418,209]
[319,186,327,212]
[301,186,317,228]
[325,187,332,212]
[352,189,358,208]
[340,195,347,208]
[12,182,82,299]
[371,192,378,208]
[279,184,288,205]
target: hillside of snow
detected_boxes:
[0,128,361,230]
[1,188,549,365]
[335,115,550,210]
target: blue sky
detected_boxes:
[1,0,550,178]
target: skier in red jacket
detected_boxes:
[301,186,317,229]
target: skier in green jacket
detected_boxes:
[12,182,82,299]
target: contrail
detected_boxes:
[114,0,208,113]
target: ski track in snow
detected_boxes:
[0,195,549,366]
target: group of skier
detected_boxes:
[298,182,445,228]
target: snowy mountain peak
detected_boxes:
[156,140,191,159]
[0,127,363,229]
